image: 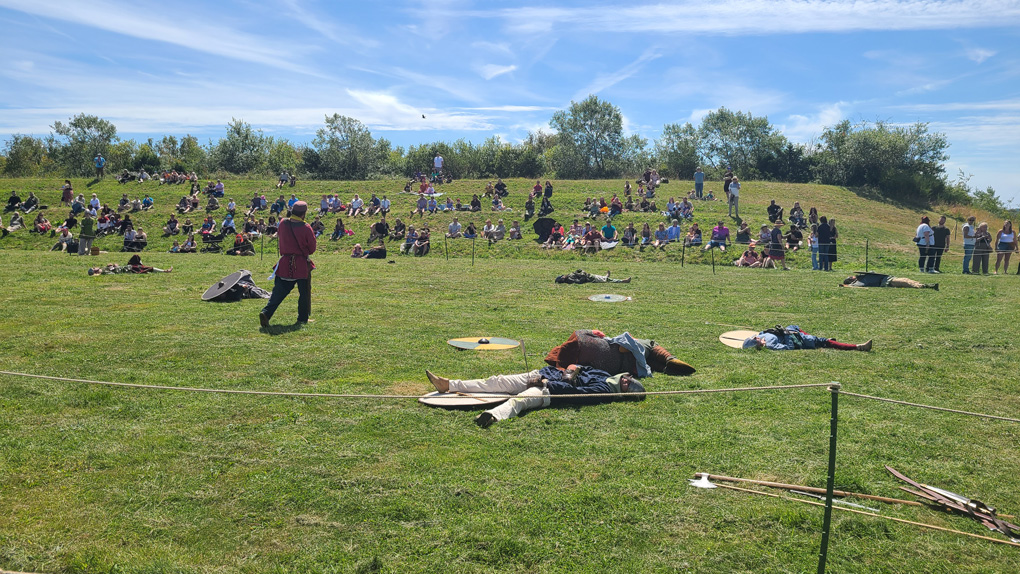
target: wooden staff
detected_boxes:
[698,473,923,507]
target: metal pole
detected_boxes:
[260,233,264,261]
[471,237,475,267]
[521,340,529,372]
[711,247,715,275]
[681,242,686,268]
[444,235,449,261]
[865,239,868,273]
[817,382,841,574]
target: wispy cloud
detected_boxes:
[0,0,318,74]
[780,103,846,143]
[493,1,1020,35]
[478,64,518,80]
[573,49,662,101]
[965,47,997,64]
[279,0,377,48]
[461,105,558,112]
[893,99,1020,112]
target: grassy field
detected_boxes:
[1,177,1018,573]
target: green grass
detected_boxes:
[1,177,1018,573]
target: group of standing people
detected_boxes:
[957,216,1017,275]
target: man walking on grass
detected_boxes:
[260,201,316,327]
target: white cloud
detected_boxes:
[965,47,996,64]
[491,1,1020,35]
[478,64,518,80]
[461,105,558,112]
[572,49,662,101]
[780,103,846,143]
[279,0,377,48]
[893,99,1020,112]
[0,0,319,74]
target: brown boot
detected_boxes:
[647,345,697,376]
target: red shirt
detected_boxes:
[276,218,317,279]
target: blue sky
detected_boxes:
[1,0,1018,203]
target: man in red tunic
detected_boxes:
[260,201,316,327]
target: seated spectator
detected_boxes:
[138,169,150,183]
[491,219,507,242]
[790,202,806,228]
[621,222,637,247]
[508,220,522,240]
[767,199,784,223]
[368,218,390,241]
[412,226,431,256]
[163,215,180,236]
[362,239,387,259]
[540,196,555,216]
[704,221,729,251]
[141,195,154,210]
[206,196,220,212]
[129,197,142,212]
[401,225,418,254]
[213,180,225,197]
[494,179,508,197]
[665,219,683,243]
[221,213,236,235]
[639,222,652,246]
[491,196,508,212]
[652,222,668,249]
[427,197,439,214]
[525,195,535,218]
[734,245,762,267]
[380,195,391,215]
[624,196,635,212]
[169,240,181,253]
[270,195,287,215]
[348,194,365,217]
[351,243,364,258]
[33,213,52,234]
[51,227,74,252]
[411,195,427,217]
[758,224,771,245]
[117,193,131,212]
[21,192,40,213]
[447,217,462,238]
[227,233,255,256]
[204,181,217,195]
[366,194,382,216]
[463,221,477,239]
[581,225,605,254]
[484,181,495,198]
[310,216,326,237]
[684,223,703,247]
[735,221,752,244]
[543,221,565,249]
[470,194,482,211]
[181,234,197,253]
[330,218,347,241]
[265,217,279,238]
[785,223,804,250]
[389,218,406,241]
[601,219,617,242]
[677,197,693,220]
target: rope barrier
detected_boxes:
[0,370,833,400]
[837,390,1020,424]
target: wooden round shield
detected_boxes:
[720,330,759,348]
[588,293,629,302]
[202,271,245,301]
[447,337,520,350]
[418,391,511,408]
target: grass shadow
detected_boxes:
[261,322,306,336]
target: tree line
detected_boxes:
[0,96,1010,212]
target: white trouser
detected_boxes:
[449,370,551,422]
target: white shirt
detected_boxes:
[434,156,443,169]
[380,198,390,210]
[962,223,975,246]
[916,223,934,246]
[729,182,740,197]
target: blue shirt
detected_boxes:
[694,171,704,184]
[666,225,683,241]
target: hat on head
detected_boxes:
[742,337,762,349]
[291,201,308,216]
[621,376,646,401]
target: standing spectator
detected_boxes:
[994,220,1016,274]
[817,216,832,271]
[94,154,106,178]
[728,177,740,219]
[972,222,993,275]
[78,211,96,255]
[434,153,444,174]
[60,180,74,206]
[694,167,704,199]
[809,224,820,270]
[915,216,935,273]
[931,215,951,273]
[722,171,733,203]
[260,201,316,327]
[961,216,976,274]
[766,220,789,270]
[828,217,839,267]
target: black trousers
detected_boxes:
[261,276,311,323]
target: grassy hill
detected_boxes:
[1,177,1018,573]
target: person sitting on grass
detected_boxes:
[508,220,523,240]
[126,254,170,273]
[388,218,406,241]
[742,325,871,352]
[427,196,439,214]
[205,195,220,212]
[785,223,804,251]
[181,234,197,253]
[652,222,668,249]
[446,217,462,239]
[117,193,131,212]
[767,199,784,223]
[401,225,418,254]
[227,233,255,256]
[411,195,427,218]
[270,195,287,216]
[141,195,154,210]
[582,225,605,254]
[734,221,751,244]
[32,213,52,234]
[540,195,555,216]
[684,222,702,248]
[790,202,806,228]
[169,240,181,253]
[351,243,364,258]
[368,218,390,242]
[309,216,326,238]
[329,218,346,241]
[704,221,730,251]
[51,227,73,252]
[601,219,617,242]
[734,245,761,267]
[412,226,431,256]
[361,239,387,259]
[543,221,565,249]
[525,195,535,219]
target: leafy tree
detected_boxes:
[311,114,381,180]
[210,119,271,175]
[2,134,49,176]
[620,134,652,177]
[815,120,949,202]
[133,142,160,173]
[549,95,624,178]
[697,108,787,178]
[177,135,208,174]
[50,114,119,176]
[655,122,701,179]
[267,139,302,175]
[106,140,138,174]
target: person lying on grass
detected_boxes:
[555,269,631,284]
[841,273,938,290]
[742,325,871,351]
[425,365,647,428]
[88,254,171,275]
